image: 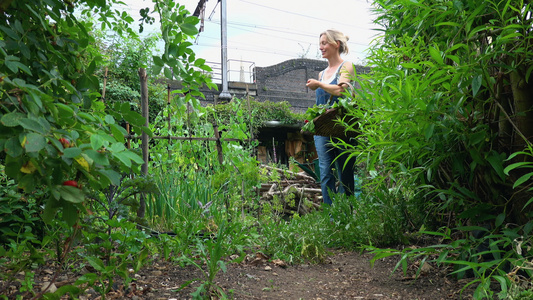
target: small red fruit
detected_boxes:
[63,180,78,188]
[59,138,70,148]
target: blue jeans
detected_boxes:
[314,135,355,205]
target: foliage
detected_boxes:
[210,99,304,137]
[0,165,44,246]
[504,142,533,211]
[178,222,233,299]
[0,0,229,298]
[326,188,415,248]
[148,167,221,234]
[344,0,533,297]
[258,212,330,264]
[75,219,150,298]
[301,95,355,133]
[95,33,168,123]
[0,0,149,228]
[368,218,533,299]
[358,0,533,222]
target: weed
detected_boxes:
[178,222,233,299]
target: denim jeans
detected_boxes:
[314,135,355,205]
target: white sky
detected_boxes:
[121,0,380,80]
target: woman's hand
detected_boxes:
[306,79,321,90]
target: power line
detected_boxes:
[206,19,371,48]
[237,0,373,31]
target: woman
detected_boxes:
[306,29,356,205]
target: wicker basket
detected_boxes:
[312,107,359,140]
[301,81,359,140]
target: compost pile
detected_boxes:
[257,164,323,216]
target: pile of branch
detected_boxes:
[257,165,322,215]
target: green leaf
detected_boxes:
[42,197,60,224]
[90,134,106,150]
[513,172,533,189]
[84,149,109,166]
[468,131,485,146]
[55,103,75,118]
[435,21,461,27]
[86,256,105,272]
[151,63,163,75]
[153,55,164,66]
[472,74,482,97]
[110,123,126,143]
[402,62,421,70]
[19,173,36,191]
[486,151,506,181]
[112,151,132,168]
[495,213,505,228]
[78,112,96,122]
[109,142,126,152]
[424,123,435,140]
[52,285,81,298]
[58,185,84,203]
[62,202,79,226]
[123,111,145,127]
[429,47,443,65]
[25,133,46,152]
[121,150,145,164]
[98,169,121,186]
[503,161,533,175]
[164,67,173,79]
[63,147,82,158]
[1,112,25,127]
[104,114,115,124]
[180,23,198,36]
[4,137,24,157]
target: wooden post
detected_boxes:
[126,123,131,149]
[213,123,224,165]
[138,68,149,219]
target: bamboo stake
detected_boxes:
[101,67,108,103]
[138,67,149,219]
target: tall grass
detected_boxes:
[146,167,222,233]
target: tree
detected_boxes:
[0,0,216,225]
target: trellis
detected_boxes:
[101,68,255,217]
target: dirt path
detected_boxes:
[1,250,475,299]
[128,250,473,300]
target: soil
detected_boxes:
[1,249,476,300]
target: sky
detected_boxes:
[121,0,380,81]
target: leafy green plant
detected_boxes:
[178,222,233,300]
[335,0,533,296]
[211,99,304,137]
[258,211,330,264]
[0,165,45,246]
[148,167,219,231]
[367,218,533,299]
[74,219,150,298]
[504,143,533,210]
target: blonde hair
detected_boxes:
[320,29,350,55]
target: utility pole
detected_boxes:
[218,0,232,102]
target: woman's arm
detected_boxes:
[306,63,354,96]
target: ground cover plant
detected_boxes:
[1,0,533,299]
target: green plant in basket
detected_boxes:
[301,104,327,134]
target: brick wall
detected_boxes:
[254,58,326,113]
[170,58,369,113]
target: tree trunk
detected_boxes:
[510,70,533,148]
[508,69,533,223]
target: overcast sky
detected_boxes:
[120,0,380,80]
